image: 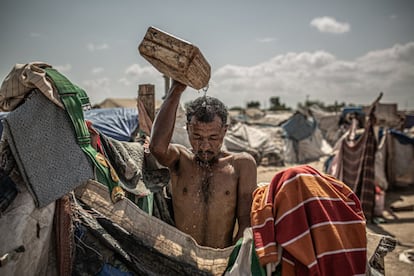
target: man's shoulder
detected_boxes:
[227,151,256,165]
[172,143,192,152]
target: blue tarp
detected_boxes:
[341,106,364,117]
[84,107,138,141]
[281,112,317,141]
[389,129,414,145]
[338,106,365,127]
[0,108,138,142]
[404,114,414,129]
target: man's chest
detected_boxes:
[172,164,238,203]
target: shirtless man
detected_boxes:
[149,80,257,249]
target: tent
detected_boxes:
[224,122,285,165]
[84,107,139,142]
[93,98,138,109]
[375,128,414,191]
[281,111,332,164]
[224,110,333,166]
[308,105,341,147]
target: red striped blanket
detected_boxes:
[251,165,367,275]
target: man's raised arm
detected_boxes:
[149,80,187,167]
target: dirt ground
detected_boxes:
[256,159,414,276]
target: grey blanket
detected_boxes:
[99,134,170,195]
[3,90,94,207]
[99,134,173,224]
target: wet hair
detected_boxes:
[186,96,228,125]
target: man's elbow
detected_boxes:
[149,142,165,158]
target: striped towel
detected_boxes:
[251,165,367,275]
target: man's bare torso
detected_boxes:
[169,148,239,248]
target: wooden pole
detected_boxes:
[138,84,155,121]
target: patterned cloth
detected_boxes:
[0,62,63,111]
[332,118,377,220]
[251,165,367,275]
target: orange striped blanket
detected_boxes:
[251,165,367,275]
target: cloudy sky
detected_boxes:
[1,0,413,110]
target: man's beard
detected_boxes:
[195,150,218,166]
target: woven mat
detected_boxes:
[3,90,94,207]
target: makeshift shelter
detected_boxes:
[248,111,293,127]
[403,113,414,130]
[225,109,333,166]
[364,103,402,130]
[93,98,138,109]
[309,105,341,147]
[0,63,396,275]
[281,111,332,164]
[0,63,228,275]
[84,107,139,142]
[375,128,414,191]
[224,122,284,165]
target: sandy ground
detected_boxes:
[256,158,414,276]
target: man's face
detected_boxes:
[187,115,227,163]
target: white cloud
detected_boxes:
[118,64,165,96]
[123,63,164,87]
[257,37,276,43]
[125,63,158,76]
[118,77,131,86]
[54,64,72,73]
[203,42,414,110]
[82,78,110,90]
[82,78,111,103]
[85,43,413,110]
[310,16,350,34]
[91,67,104,74]
[87,43,109,52]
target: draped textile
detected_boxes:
[331,116,377,220]
[330,96,381,220]
[251,165,367,275]
[338,120,376,220]
[0,62,63,111]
